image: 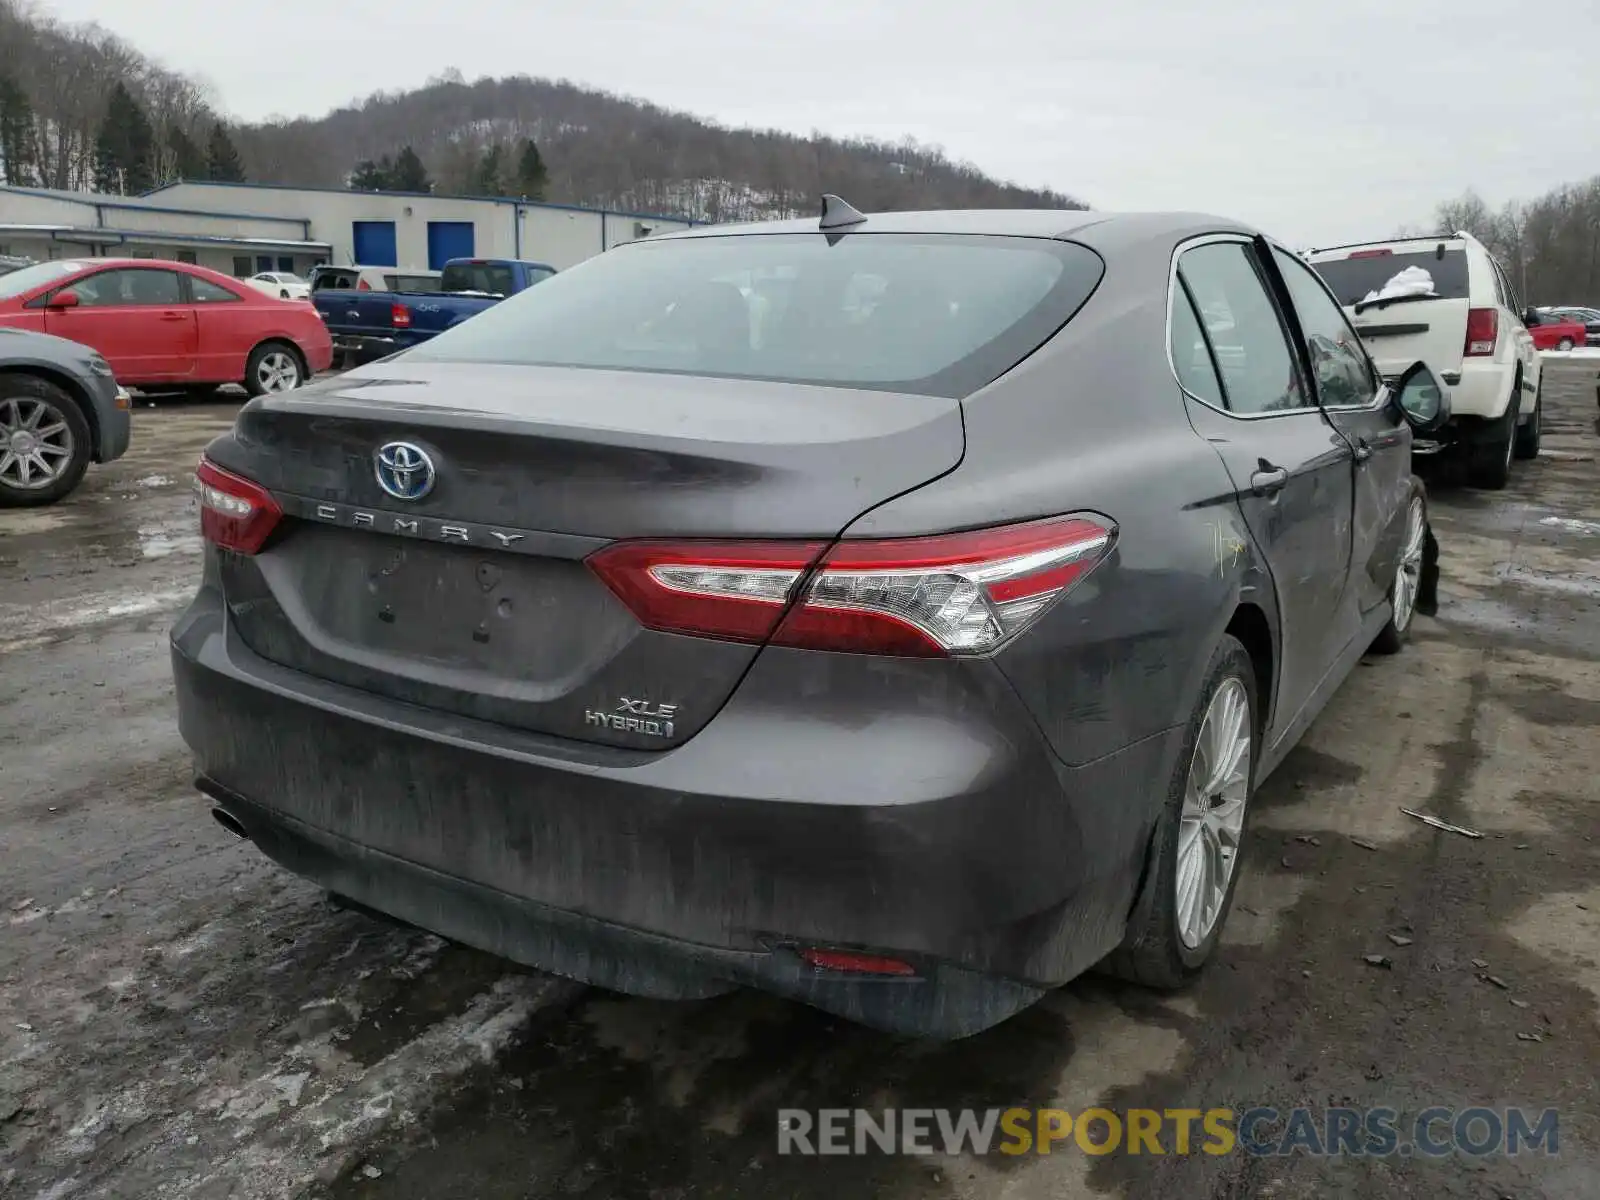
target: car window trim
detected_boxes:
[1263,240,1388,415]
[1165,232,1320,423]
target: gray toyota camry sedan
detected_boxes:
[172,203,1447,1037]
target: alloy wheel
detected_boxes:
[1391,497,1426,634]
[1176,676,1252,949]
[257,351,301,392]
[0,396,75,490]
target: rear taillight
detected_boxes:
[357,278,371,291]
[194,457,281,554]
[1465,307,1498,356]
[391,302,411,328]
[587,515,1114,657]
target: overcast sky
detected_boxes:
[40,0,1600,244]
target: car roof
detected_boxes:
[652,209,1260,253]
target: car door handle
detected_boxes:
[1353,438,1373,463]
[158,312,188,321]
[1250,466,1289,496]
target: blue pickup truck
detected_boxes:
[314,257,556,365]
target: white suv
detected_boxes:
[1306,231,1540,488]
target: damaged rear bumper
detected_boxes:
[170,585,1179,1037]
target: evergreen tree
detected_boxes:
[0,75,38,187]
[515,138,548,200]
[92,82,155,194]
[349,156,392,190]
[166,125,207,180]
[390,145,431,192]
[470,143,505,196]
[205,122,245,182]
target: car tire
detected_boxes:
[1369,482,1429,655]
[1467,379,1518,490]
[244,341,306,396]
[1558,337,1575,351]
[1102,633,1257,989]
[1513,380,1542,460]
[279,288,290,300]
[0,373,93,508]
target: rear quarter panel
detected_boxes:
[197,298,332,381]
[842,225,1274,769]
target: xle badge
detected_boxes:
[585,697,678,739]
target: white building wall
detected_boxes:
[518,205,603,268]
[153,183,517,269]
[1,183,697,276]
[103,204,306,240]
[0,191,98,224]
[602,211,690,253]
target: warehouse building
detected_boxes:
[0,182,695,278]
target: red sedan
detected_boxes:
[1528,311,1587,352]
[0,258,332,395]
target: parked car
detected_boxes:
[0,254,33,277]
[308,265,441,293]
[174,205,1447,1039]
[1544,305,1600,346]
[245,271,311,301]
[1306,231,1540,488]
[1524,309,1587,352]
[0,259,332,396]
[0,326,132,506]
[313,257,555,365]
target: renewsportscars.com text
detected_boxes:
[777,1106,1559,1158]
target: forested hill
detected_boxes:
[234,71,1088,222]
[0,1,1085,222]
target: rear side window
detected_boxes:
[406,233,1106,397]
[441,262,516,296]
[1169,284,1225,407]
[1309,248,1470,307]
[1177,242,1307,415]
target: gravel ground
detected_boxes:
[2,365,1597,1199]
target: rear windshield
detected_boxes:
[310,269,355,291]
[389,273,441,292]
[1310,248,1470,307]
[441,262,516,296]
[405,233,1105,397]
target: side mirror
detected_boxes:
[47,290,80,309]
[1522,308,1542,326]
[1391,360,1451,436]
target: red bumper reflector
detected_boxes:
[799,948,917,976]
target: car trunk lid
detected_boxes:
[204,362,964,749]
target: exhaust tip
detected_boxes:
[211,807,249,841]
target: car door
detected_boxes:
[1267,244,1410,626]
[42,267,198,382]
[1172,237,1356,736]
[186,273,253,383]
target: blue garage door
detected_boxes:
[426,221,476,270]
[352,221,398,267]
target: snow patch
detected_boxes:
[1360,266,1437,304]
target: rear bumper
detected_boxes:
[171,585,1179,1036]
[329,331,430,361]
[1446,360,1516,420]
